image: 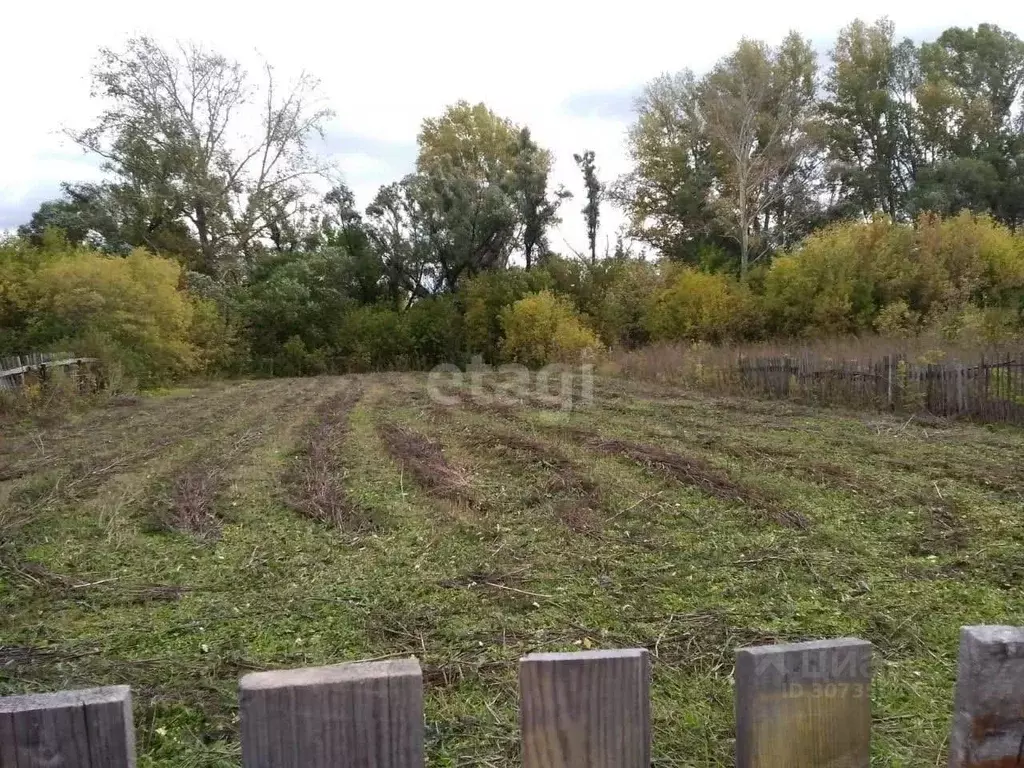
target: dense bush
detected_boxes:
[645,267,751,343]
[500,291,600,367]
[591,260,661,347]
[0,236,218,385]
[2,212,1021,393]
[460,268,552,362]
[763,213,1024,338]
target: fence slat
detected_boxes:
[519,648,650,768]
[949,625,1024,767]
[0,686,134,768]
[735,638,871,768]
[240,658,423,768]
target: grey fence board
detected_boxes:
[0,686,134,768]
[949,625,1024,767]
[5,628,1024,765]
[239,658,423,768]
[520,648,650,768]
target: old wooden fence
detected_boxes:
[734,351,1024,424]
[0,354,98,391]
[1,625,1020,766]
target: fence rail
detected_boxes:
[731,351,1024,424]
[0,353,99,391]
[1,626,1020,766]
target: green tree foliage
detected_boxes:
[500,291,600,367]
[68,37,334,276]
[515,128,570,270]
[18,183,131,253]
[913,24,1024,229]
[614,72,721,264]
[822,19,919,219]
[700,33,822,275]
[413,102,522,289]
[619,33,821,275]
[573,151,602,263]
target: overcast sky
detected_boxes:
[2,0,1022,254]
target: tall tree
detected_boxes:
[414,102,522,288]
[70,37,334,277]
[917,24,1024,159]
[822,19,919,219]
[364,179,433,307]
[513,128,569,269]
[913,24,1024,228]
[367,102,559,293]
[573,150,602,263]
[699,33,822,276]
[612,71,724,264]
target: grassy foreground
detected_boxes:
[1,372,1023,766]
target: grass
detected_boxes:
[1,371,1023,766]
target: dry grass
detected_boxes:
[608,336,1024,424]
[378,422,477,505]
[284,382,366,528]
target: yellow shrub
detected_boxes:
[0,239,216,385]
[645,268,748,343]
[500,291,600,367]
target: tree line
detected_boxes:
[4,19,1024,385]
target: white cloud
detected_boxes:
[2,0,1021,250]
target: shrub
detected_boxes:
[404,296,464,367]
[592,260,661,347]
[460,268,552,362]
[334,305,412,372]
[0,238,206,385]
[762,213,1024,337]
[874,300,920,338]
[645,267,749,343]
[500,291,600,367]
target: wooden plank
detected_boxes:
[0,686,134,767]
[240,658,423,768]
[1,711,17,768]
[735,637,871,768]
[0,358,98,379]
[949,625,1024,767]
[80,687,136,767]
[519,648,650,768]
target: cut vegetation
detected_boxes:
[1,372,1023,767]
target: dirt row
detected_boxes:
[282,381,367,528]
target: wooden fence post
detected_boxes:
[0,686,135,767]
[735,637,871,768]
[949,625,1024,767]
[519,649,650,768]
[239,658,423,768]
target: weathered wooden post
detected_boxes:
[239,658,423,768]
[0,685,135,767]
[735,637,872,768]
[519,648,650,768]
[949,625,1024,767]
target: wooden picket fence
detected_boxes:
[733,351,1024,424]
[2,625,1021,767]
[0,353,98,391]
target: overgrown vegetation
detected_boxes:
[3,211,1023,393]
[6,22,1024,391]
[2,372,1022,766]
